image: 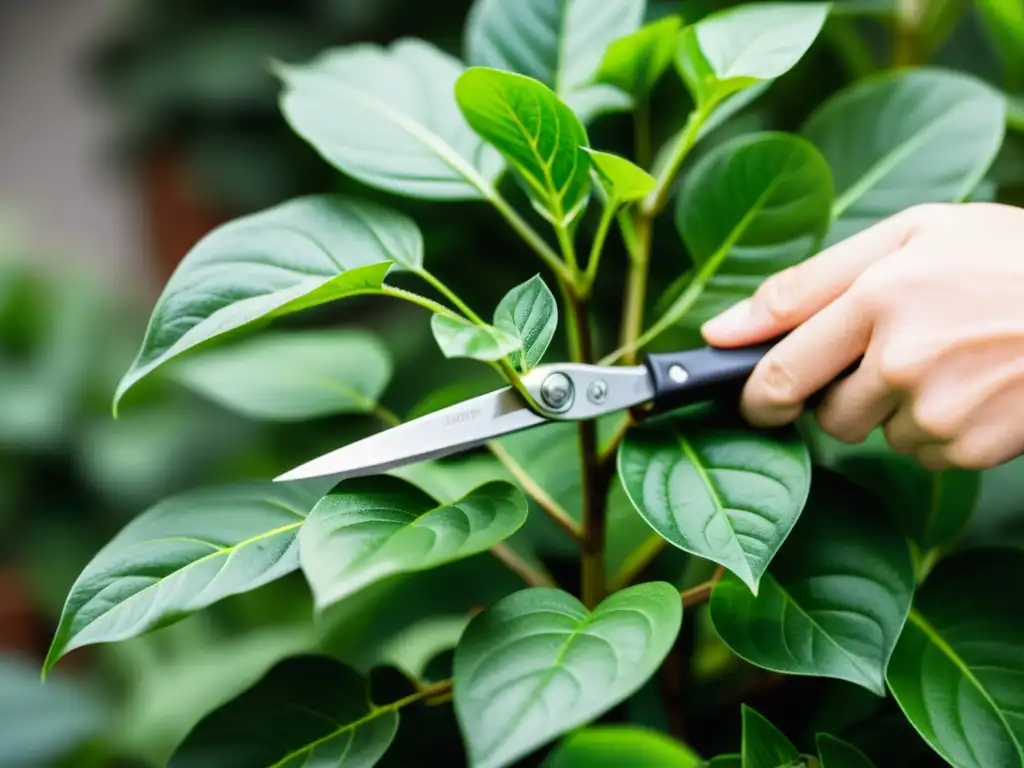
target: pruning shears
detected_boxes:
[273,342,775,483]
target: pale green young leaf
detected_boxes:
[493,274,558,371]
[817,733,878,768]
[453,582,682,768]
[547,725,701,768]
[299,476,527,611]
[464,0,645,121]
[170,330,392,422]
[455,68,591,226]
[583,149,657,204]
[742,705,801,768]
[277,39,504,200]
[593,16,683,98]
[169,655,397,767]
[430,314,522,362]
[44,483,321,673]
[113,195,420,412]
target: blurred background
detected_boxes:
[3,1,1024,766]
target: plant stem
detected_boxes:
[380,285,462,319]
[680,565,724,609]
[616,214,653,365]
[635,99,652,170]
[490,542,556,587]
[555,223,581,276]
[389,678,454,710]
[371,403,402,428]
[642,105,708,218]
[487,441,581,540]
[488,191,575,284]
[582,202,617,294]
[612,535,667,590]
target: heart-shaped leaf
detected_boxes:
[170,329,393,422]
[618,413,811,594]
[742,705,801,768]
[277,39,505,200]
[817,733,878,768]
[431,315,522,362]
[709,470,915,694]
[453,582,682,768]
[547,725,701,767]
[886,548,1024,767]
[169,655,400,767]
[494,275,558,371]
[114,195,419,411]
[594,16,683,98]
[802,68,1006,244]
[456,68,591,226]
[44,483,321,673]
[464,0,644,121]
[584,149,657,204]
[299,476,527,611]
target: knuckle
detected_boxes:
[877,344,918,390]
[882,421,914,455]
[901,202,951,231]
[945,439,999,471]
[755,357,802,409]
[815,408,869,445]
[755,270,803,325]
[910,399,960,442]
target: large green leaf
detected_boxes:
[455,68,591,226]
[546,725,701,767]
[170,329,393,421]
[618,413,812,594]
[886,548,1024,768]
[114,195,418,410]
[816,733,877,768]
[672,131,833,329]
[44,482,320,673]
[453,582,682,768]
[300,476,527,611]
[277,39,504,199]
[463,0,645,121]
[709,470,915,695]
[802,68,1006,244]
[493,274,558,371]
[169,655,399,767]
[431,315,522,362]
[594,16,683,98]
[742,705,801,768]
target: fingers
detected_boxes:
[815,356,901,444]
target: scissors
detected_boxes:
[273,342,781,483]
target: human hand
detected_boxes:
[701,202,1024,471]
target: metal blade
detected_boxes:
[273,387,546,483]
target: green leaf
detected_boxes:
[672,131,834,330]
[170,329,392,422]
[546,725,701,767]
[277,39,504,200]
[742,705,801,768]
[430,314,522,362]
[675,3,830,108]
[816,733,877,768]
[593,16,683,98]
[886,548,1024,768]
[977,0,1024,91]
[707,756,742,768]
[493,274,558,371]
[299,476,527,611]
[455,68,591,226]
[169,655,398,767]
[114,195,418,411]
[617,412,811,594]
[453,582,682,768]
[44,483,321,673]
[584,149,657,204]
[802,68,1007,244]
[463,0,645,121]
[709,470,915,695]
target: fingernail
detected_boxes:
[702,299,752,338]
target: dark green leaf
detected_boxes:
[169,655,398,767]
[816,733,877,768]
[709,470,915,694]
[455,68,591,226]
[114,195,418,410]
[300,476,527,611]
[170,330,392,421]
[431,314,522,362]
[742,704,801,768]
[44,483,320,673]
[802,68,1006,244]
[546,725,701,767]
[453,582,682,768]
[584,149,657,204]
[707,755,742,767]
[886,548,1024,767]
[277,40,505,200]
[977,0,1024,91]
[464,0,645,120]
[594,16,683,98]
[494,274,558,371]
[618,414,811,593]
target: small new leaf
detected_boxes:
[547,725,701,768]
[493,275,558,372]
[742,705,801,768]
[817,733,878,768]
[455,68,591,226]
[583,149,657,205]
[593,16,683,98]
[430,314,522,362]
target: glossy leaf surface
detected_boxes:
[456,68,591,226]
[493,274,558,371]
[278,39,504,199]
[45,483,320,672]
[817,733,878,768]
[886,548,1024,768]
[802,68,1006,243]
[171,330,392,421]
[618,414,811,593]
[584,149,657,204]
[300,476,527,611]
[453,582,682,768]
[546,725,700,767]
[169,655,397,767]
[431,314,522,362]
[710,470,915,694]
[594,16,682,98]
[742,705,801,768]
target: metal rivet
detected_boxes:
[587,380,608,404]
[540,372,574,411]
[668,365,689,384]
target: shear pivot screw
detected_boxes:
[540,373,574,411]
[668,365,689,384]
[587,380,608,404]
